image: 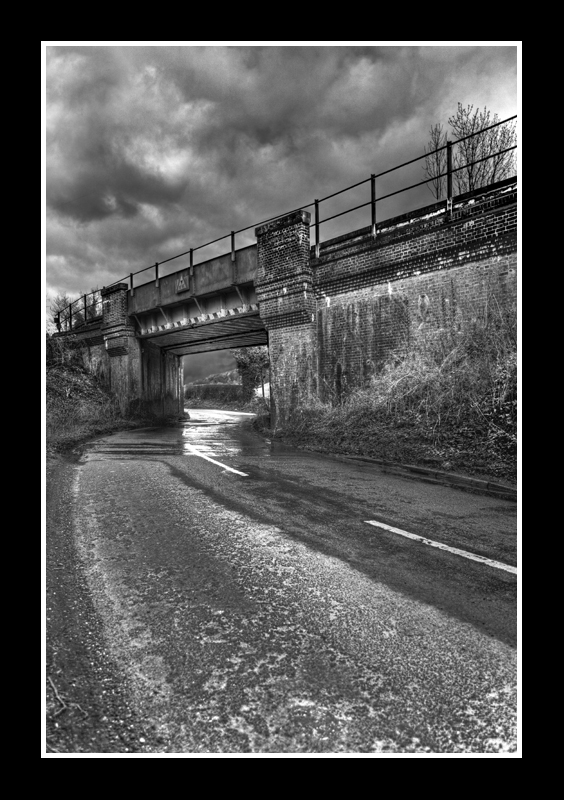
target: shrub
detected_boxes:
[46,332,86,368]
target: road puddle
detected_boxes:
[83,407,304,464]
[182,408,260,460]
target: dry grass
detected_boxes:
[278,302,517,481]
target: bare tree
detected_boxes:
[423,123,448,199]
[50,293,85,330]
[424,104,517,198]
[50,293,73,328]
[85,288,103,321]
[449,104,517,193]
[50,287,103,330]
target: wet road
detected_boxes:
[65,409,517,753]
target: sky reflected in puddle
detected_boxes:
[181,408,254,458]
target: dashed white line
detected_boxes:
[183,443,248,476]
[364,520,517,574]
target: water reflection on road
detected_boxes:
[182,407,269,461]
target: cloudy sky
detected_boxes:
[44,43,518,377]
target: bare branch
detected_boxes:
[423,123,447,199]
[447,104,517,194]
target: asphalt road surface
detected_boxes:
[46,409,518,754]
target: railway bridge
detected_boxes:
[58,177,517,425]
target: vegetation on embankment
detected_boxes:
[184,383,269,414]
[46,337,167,454]
[268,309,517,484]
[184,353,270,413]
[184,382,245,406]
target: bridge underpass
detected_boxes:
[65,241,269,416]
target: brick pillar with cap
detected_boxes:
[101,283,135,357]
[100,283,140,412]
[255,210,318,428]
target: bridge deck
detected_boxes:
[137,309,267,356]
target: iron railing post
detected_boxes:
[231,231,237,284]
[189,248,194,294]
[446,140,453,215]
[155,262,159,288]
[83,294,87,322]
[130,272,134,296]
[69,303,73,330]
[371,174,376,238]
[315,199,320,258]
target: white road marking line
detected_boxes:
[364,520,517,574]
[183,443,248,476]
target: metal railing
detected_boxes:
[310,115,517,255]
[54,290,103,333]
[53,115,517,332]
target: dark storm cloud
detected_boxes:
[46,44,517,300]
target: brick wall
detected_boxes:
[255,179,517,415]
[314,180,517,399]
[313,181,516,296]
